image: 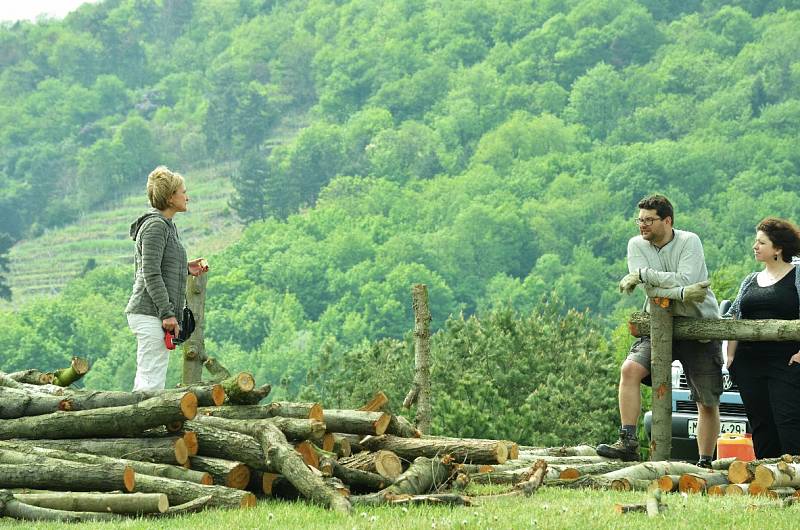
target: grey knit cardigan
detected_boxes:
[727,263,800,319]
[125,209,188,323]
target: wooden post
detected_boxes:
[182,274,207,385]
[404,284,432,434]
[649,298,672,461]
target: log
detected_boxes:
[52,356,90,387]
[707,484,726,496]
[182,273,207,385]
[652,475,681,493]
[162,494,212,516]
[22,437,190,466]
[183,431,199,456]
[221,372,256,403]
[295,440,321,469]
[424,435,517,460]
[61,384,224,410]
[557,461,638,479]
[385,414,421,438]
[678,472,729,493]
[339,450,403,479]
[0,392,197,439]
[187,421,270,471]
[332,434,352,458]
[336,433,367,454]
[649,298,673,461]
[0,387,70,418]
[134,474,256,509]
[726,483,750,495]
[230,384,272,405]
[359,391,389,412]
[611,478,652,491]
[0,490,121,522]
[0,462,135,492]
[469,463,548,485]
[196,408,326,441]
[550,461,709,489]
[0,441,209,484]
[319,456,389,492]
[6,370,54,385]
[754,463,800,489]
[14,492,168,514]
[269,401,324,421]
[361,434,508,464]
[189,415,351,513]
[351,456,451,506]
[749,484,797,498]
[629,311,800,341]
[728,456,798,484]
[712,457,737,470]
[518,445,598,457]
[322,410,391,436]
[190,456,250,489]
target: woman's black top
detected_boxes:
[737,268,800,357]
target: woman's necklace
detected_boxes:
[762,265,793,282]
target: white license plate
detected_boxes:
[687,419,746,438]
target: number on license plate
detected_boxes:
[687,419,745,438]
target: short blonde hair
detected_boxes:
[147,166,185,210]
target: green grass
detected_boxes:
[2,487,798,529]
[3,164,243,307]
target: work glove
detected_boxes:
[619,271,641,294]
[682,280,710,303]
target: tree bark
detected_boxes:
[517,445,598,457]
[0,441,207,483]
[652,474,681,493]
[550,461,708,489]
[0,462,135,492]
[385,414,421,438]
[322,409,390,436]
[629,312,800,341]
[361,434,508,464]
[728,456,798,484]
[0,387,70,418]
[20,437,190,466]
[203,356,231,382]
[268,401,324,421]
[332,434,352,458]
[555,461,638,479]
[339,450,403,479]
[351,457,451,506]
[52,357,90,387]
[133,474,256,509]
[0,392,197,440]
[190,456,250,489]
[649,299,673,461]
[319,456,389,492]
[14,492,168,514]
[182,273,207,385]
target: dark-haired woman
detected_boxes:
[727,217,800,458]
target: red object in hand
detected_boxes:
[164,330,176,350]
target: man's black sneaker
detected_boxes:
[696,459,713,469]
[596,428,641,461]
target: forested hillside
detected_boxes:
[2,0,799,443]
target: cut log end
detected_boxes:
[678,474,703,494]
[183,432,199,456]
[753,466,775,489]
[180,392,199,420]
[728,461,753,484]
[559,469,581,480]
[210,384,225,406]
[237,373,255,392]
[71,356,90,375]
[374,450,403,479]
[374,413,391,436]
[309,403,324,421]
[322,433,335,452]
[228,464,251,490]
[174,438,189,466]
[241,492,257,508]
[201,473,213,486]
[261,472,279,496]
[123,466,136,492]
[495,442,509,465]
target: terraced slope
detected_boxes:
[5,165,243,307]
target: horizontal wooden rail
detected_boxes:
[629,312,800,342]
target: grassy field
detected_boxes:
[1,486,798,529]
[3,163,243,310]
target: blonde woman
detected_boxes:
[125,166,207,391]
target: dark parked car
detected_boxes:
[643,301,751,461]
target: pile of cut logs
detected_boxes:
[4,361,799,522]
[0,363,529,521]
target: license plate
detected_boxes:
[687,419,746,438]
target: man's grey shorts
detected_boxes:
[627,337,723,406]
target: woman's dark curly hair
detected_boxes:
[757,217,800,262]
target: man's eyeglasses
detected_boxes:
[634,217,661,226]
